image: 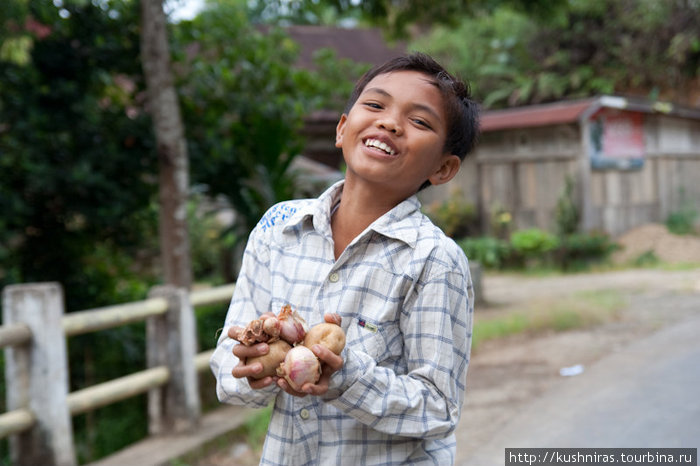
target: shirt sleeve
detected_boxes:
[209,224,280,408]
[323,256,473,440]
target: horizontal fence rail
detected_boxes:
[0,409,35,439]
[62,298,169,337]
[1,282,235,466]
[0,322,32,348]
[67,366,170,416]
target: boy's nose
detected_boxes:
[376,117,403,135]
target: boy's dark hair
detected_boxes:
[344,52,480,162]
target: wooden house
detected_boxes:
[421,96,700,236]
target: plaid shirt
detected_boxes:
[210,181,474,465]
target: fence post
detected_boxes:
[146,285,200,435]
[2,283,76,466]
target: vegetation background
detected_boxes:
[1,0,698,463]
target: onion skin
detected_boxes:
[230,305,307,346]
[276,345,321,391]
[262,317,281,340]
[246,340,291,380]
[303,323,346,355]
[277,305,308,344]
[229,317,270,346]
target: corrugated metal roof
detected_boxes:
[480,96,700,132]
[480,98,595,131]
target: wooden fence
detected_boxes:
[1,281,236,466]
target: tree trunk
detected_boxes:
[140,0,192,289]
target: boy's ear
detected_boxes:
[428,154,461,186]
[335,114,348,149]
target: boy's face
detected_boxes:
[335,70,460,200]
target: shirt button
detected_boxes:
[300,408,310,420]
[329,272,339,283]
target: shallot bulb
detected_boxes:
[276,345,321,391]
[277,305,308,344]
[230,305,307,346]
[229,316,271,346]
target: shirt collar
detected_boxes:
[282,180,343,237]
[282,180,422,248]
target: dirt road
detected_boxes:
[456,267,700,465]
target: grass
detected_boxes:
[472,289,628,352]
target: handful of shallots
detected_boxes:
[231,306,345,390]
[230,304,308,346]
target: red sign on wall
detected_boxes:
[589,108,645,169]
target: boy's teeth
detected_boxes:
[365,139,395,155]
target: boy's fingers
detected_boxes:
[227,326,244,339]
[232,360,263,379]
[276,378,308,398]
[248,376,276,390]
[233,342,269,359]
[324,313,342,326]
[311,344,344,371]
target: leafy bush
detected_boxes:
[412,1,700,109]
[490,204,513,240]
[556,231,618,271]
[424,194,479,238]
[665,203,698,236]
[510,228,559,265]
[458,236,511,269]
[555,176,580,236]
[633,250,660,267]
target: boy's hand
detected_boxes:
[231,341,277,389]
[277,312,345,397]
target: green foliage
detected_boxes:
[459,228,616,272]
[555,176,580,236]
[248,0,567,39]
[458,236,511,270]
[633,250,660,267]
[411,7,540,107]
[556,231,618,271]
[174,3,304,243]
[0,0,158,310]
[489,204,513,240]
[0,1,159,462]
[424,192,479,238]
[303,48,371,113]
[412,0,700,108]
[173,2,361,280]
[510,228,559,258]
[665,199,698,236]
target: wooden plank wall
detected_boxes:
[459,124,581,234]
[419,117,700,238]
[590,114,700,236]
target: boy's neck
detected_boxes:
[330,179,412,259]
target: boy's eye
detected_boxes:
[364,102,383,109]
[413,118,432,129]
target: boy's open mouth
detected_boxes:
[364,138,396,156]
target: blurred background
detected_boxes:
[1,0,699,464]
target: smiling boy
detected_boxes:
[210,53,480,465]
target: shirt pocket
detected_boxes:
[346,314,403,366]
